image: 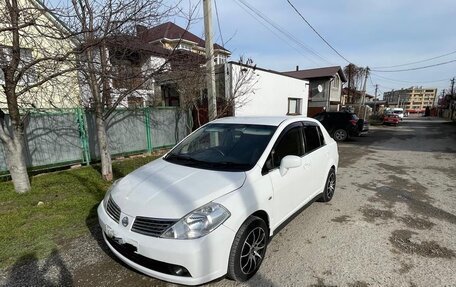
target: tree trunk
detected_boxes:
[95,108,112,181]
[2,132,31,193]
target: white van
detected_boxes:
[392,108,404,120]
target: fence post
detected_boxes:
[144,107,153,153]
[76,108,91,165]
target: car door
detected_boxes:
[302,122,328,198]
[263,123,307,228]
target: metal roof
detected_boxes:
[283,66,347,82]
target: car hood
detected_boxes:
[110,158,246,219]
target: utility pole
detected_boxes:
[203,0,217,121]
[374,84,378,114]
[451,78,455,120]
[359,67,369,118]
[348,64,352,103]
[451,77,455,96]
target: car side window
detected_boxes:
[264,126,304,171]
[303,125,322,153]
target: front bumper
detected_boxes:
[97,203,236,285]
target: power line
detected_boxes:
[213,0,225,47]
[372,49,456,69]
[369,74,375,87]
[370,72,450,84]
[234,0,331,65]
[371,59,456,72]
[286,0,351,64]
[232,0,319,65]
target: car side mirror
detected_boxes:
[279,155,301,176]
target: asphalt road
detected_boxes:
[2,117,456,287]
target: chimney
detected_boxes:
[296,65,299,71]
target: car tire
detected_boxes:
[227,216,269,282]
[318,168,336,202]
[333,129,348,142]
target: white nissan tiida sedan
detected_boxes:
[98,116,339,285]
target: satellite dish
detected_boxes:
[317,85,323,93]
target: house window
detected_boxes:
[177,43,191,51]
[0,46,36,85]
[287,98,302,115]
[161,84,180,107]
[332,74,339,88]
[214,55,227,65]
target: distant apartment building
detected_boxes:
[383,87,437,112]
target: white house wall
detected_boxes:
[229,63,309,117]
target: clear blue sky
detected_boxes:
[170,0,456,99]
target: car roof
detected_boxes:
[211,116,319,127]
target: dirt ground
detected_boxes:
[1,117,456,287]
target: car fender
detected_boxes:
[215,166,274,237]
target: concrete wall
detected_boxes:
[229,63,309,117]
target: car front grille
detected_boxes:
[106,196,121,223]
[131,217,177,237]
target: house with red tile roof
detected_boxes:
[81,22,230,108]
[136,22,231,65]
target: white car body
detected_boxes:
[97,116,339,285]
[392,108,404,119]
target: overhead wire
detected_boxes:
[371,71,451,84]
[232,0,320,65]
[213,0,225,47]
[234,0,332,65]
[371,59,456,72]
[372,49,456,69]
[286,0,351,64]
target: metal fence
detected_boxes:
[0,107,188,175]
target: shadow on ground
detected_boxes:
[4,250,72,287]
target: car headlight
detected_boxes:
[103,178,122,210]
[161,202,230,240]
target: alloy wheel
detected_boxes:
[326,172,336,199]
[239,226,267,275]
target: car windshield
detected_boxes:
[164,123,277,171]
[393,111,402,114]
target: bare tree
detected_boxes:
[163,56,258,137]
[0,0,79,193]
[225,57,259,115]
[344,63,366,103]
[61,0,183,181]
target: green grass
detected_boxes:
[0,154,162,269]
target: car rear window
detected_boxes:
[351,114,359,120]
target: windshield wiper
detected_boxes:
[217,161,251,168]
[165,154,206,165]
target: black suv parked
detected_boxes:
[313,111,368,142]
